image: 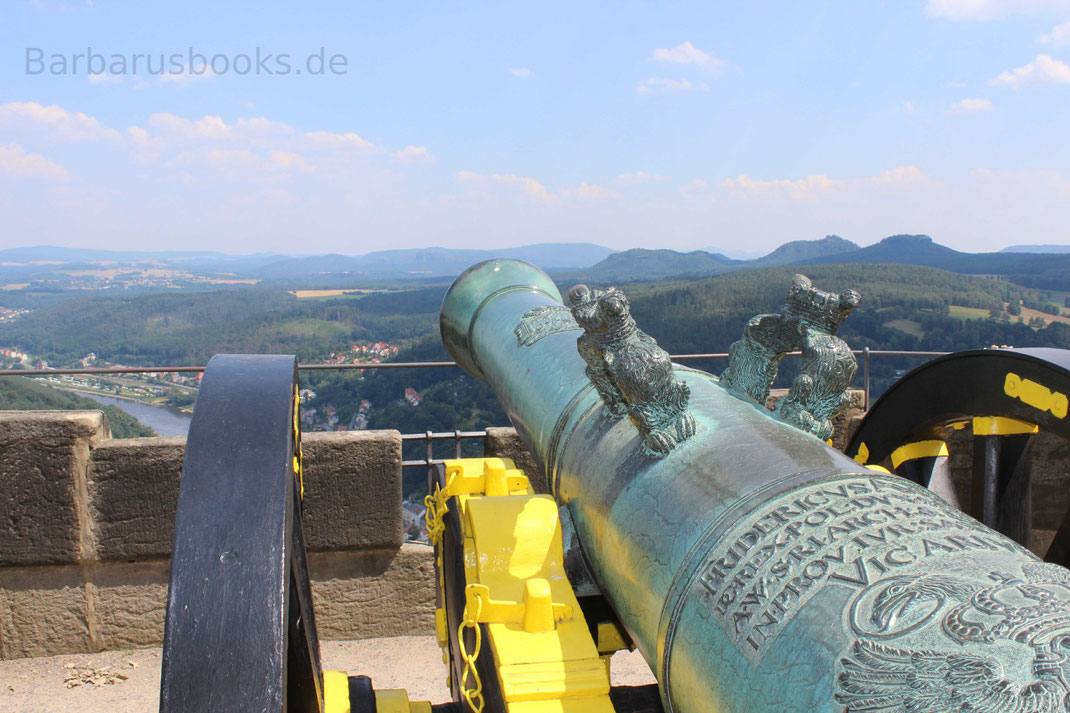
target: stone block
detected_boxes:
[765,388,865,451]
[309,544,435,640]
[483,427,547,493]
[1030,432,1070,531]
[0,565,92,658]
[92,560,169,651]
[302,430,403,552]
[0,411,105,566]
[88,437,185,561]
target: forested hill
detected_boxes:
[624,263,1070,356]
[570,234,1070,289]
[297,263,1070,443]
[0,377,155,438]
[0,287,447,367]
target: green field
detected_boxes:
[948,305,991,321]
[884,319,925,338]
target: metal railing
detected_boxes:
[0,348,950,408]
[2,349,957,474]
[401,430,487,469]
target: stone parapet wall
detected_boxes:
[0,411,432,659]
[3,397,1067,660]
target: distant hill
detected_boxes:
[570,234,1070,289]
[562,248,743,283]
[1001,244,1070,254]
[0,243,615,284]
[700,245,764,260]
[798,234,955,267]
[798,234,1070,290]
[569,235,858,283]
[752,235,860,267]
[365,243,613,272]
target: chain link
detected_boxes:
[458,589,484,713]
[424,483,447,546]
[425,470,482,711]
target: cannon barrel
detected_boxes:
[441,259,1070,713]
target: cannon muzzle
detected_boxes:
[441,259,1070,713]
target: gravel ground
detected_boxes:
[0,636,656,713]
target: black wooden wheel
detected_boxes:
[159,354,323,713]
[848,347,1070,565]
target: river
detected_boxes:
[80,393,192,437]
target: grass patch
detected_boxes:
[948,305,990,321]
[1019,306,1070,326]
[884,319,925,338]
[291,289,386,299]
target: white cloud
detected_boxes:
[615,170,665,185]
[158,66,222,86]
[393,145,436,163]
[990,54,1070,87]
[88,72,122,85]
[0,144,67,180]
[926,0,1070,20]
[458,170,551,202]
[652,41,724,74]
[903,100,918,113]
[147,113,294,142]
[0,101,121,141]
[176,147,310,172]
[719,166,938,201]
[947,97,995,113]
[1039,20,1070,46]
[573,183,618,200]
[720,173,845,201]
[636,77,708,94]
[865,166,941,188]
[508,68,532,78]
[176,148,260,169]
[268,150,312,172]
[303,129,379,153]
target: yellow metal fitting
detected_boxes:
[973,416,1039,436]
[890,440,949,470]
[595,621,632,655]
[1005,372,1068,419]
[323,670,351,713]
[462,582,573,627]
[522,578,556,633]
[484,458,510,496]
[435,607,448,649]
[853,442,870,465]
[865,465,891,474]
[375,689,433,713]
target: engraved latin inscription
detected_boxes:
[697,477,1026,658]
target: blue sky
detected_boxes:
[2,0,1069,254]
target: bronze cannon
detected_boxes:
[439,258,1070,713]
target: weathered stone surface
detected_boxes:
[88,437,185,561]
[484,427,546,493]
[302,431,403,551]
[309,544,435,640]
[0,565,92,658]
[0,411,105,566]
[766,388,865,452]
[947,429,1070,532]
[93,560,169,651]
[1029,432,1070,531]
